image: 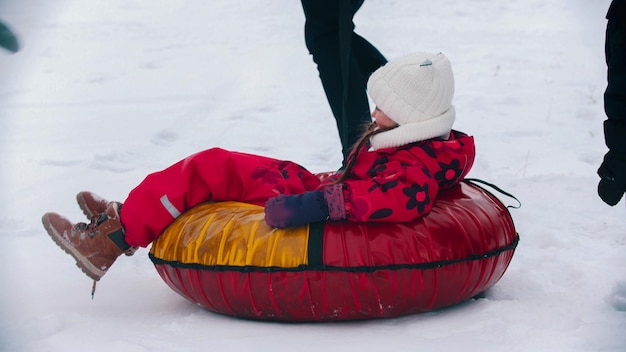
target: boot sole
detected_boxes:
[42,214,105,281]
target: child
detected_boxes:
[42,52,475,283]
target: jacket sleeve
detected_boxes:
[340,160,439,223]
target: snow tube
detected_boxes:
[149,181,518,321]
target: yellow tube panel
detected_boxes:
[150,202,310,268]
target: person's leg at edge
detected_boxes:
[598,0,626,205]
[300,0,386,166]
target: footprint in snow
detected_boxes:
[151,130,179,146]
[40,159,82,167]
[87,150,135,173]
[609,282,626,311]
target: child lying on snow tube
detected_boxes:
[41,52,476,286]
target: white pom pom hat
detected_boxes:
[367,52,456,150]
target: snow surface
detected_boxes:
[1,0,625,351]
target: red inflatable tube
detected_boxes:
[149,181,518,321]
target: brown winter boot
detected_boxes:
[76,191,138,256]
[42,202,136,281]
[76,191,109,219]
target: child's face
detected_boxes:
[372,107,398,129]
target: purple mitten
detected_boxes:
[264,191,329,228]
[323,184,347,221]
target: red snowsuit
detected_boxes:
[121,130,475,247]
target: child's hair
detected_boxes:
[333,122,397,184]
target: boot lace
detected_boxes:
[70,213,107,239]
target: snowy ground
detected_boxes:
[1,0,625,351]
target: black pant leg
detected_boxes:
[301,0,385,164]
[598,0,626,205]
[604,0,626,153]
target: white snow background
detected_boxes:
[1,0,625,351]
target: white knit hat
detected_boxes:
[367,52,456,150]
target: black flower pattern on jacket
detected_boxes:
[367,156,389,177]
[403,183,430,214]
[368,180,399,193]
[434,159,462,188]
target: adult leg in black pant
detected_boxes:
[301,0,387,168]
[598,0,626,206]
